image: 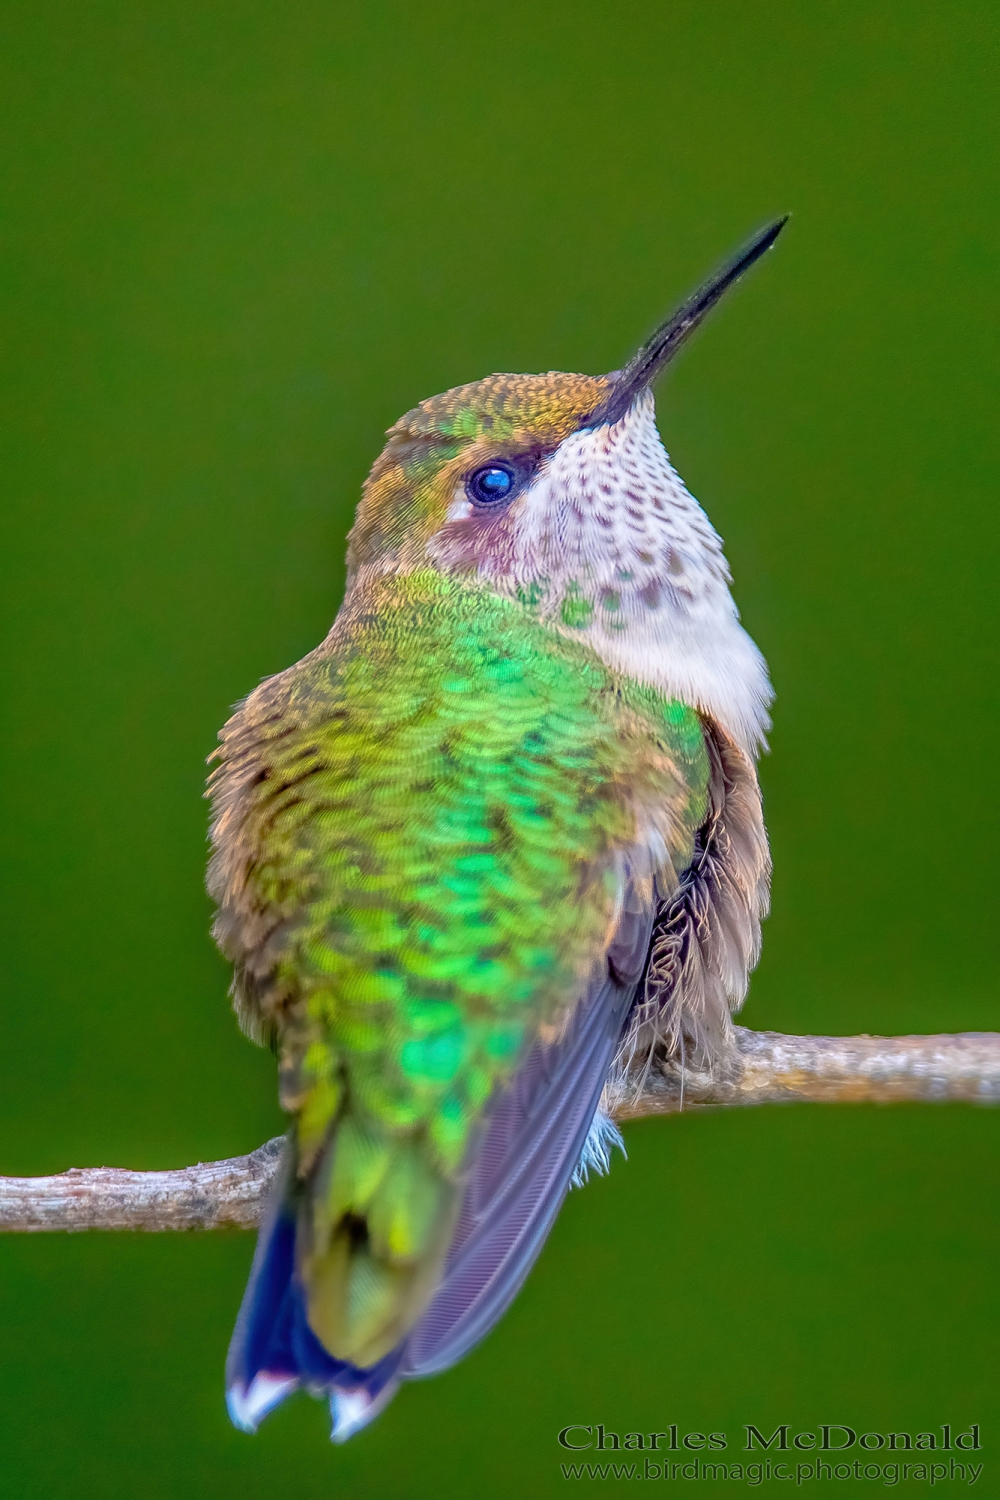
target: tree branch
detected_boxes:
[608,1027,1000,1118]
[2,1028,997,1233]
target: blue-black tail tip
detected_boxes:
[225,1187,402,1441]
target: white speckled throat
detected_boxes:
[484,392,772,756]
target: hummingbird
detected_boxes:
[208,218,782,1441]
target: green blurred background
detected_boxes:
[1,2,997,1495]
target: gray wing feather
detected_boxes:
[401,887,653,1378]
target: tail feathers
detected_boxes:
[226,1090,623,1440]
[227,1052,624,1438]
[227,885,648,1440]
[228,1372,300,1434]
[226,1149,403,1438]
[329,1380,400,1443]
[226,1188,297,1394]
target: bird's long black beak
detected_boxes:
[589,216,788,427]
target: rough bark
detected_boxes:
[609,1027,1000,1117]
[1,1028,997,1233]
[0,1137,285,1232]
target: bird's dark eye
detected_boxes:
[467,463,515,506]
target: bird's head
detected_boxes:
[347,365,610,578]
[348,218,784,585]
[345,219,787,750]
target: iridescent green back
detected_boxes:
[209,568,709,1366]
